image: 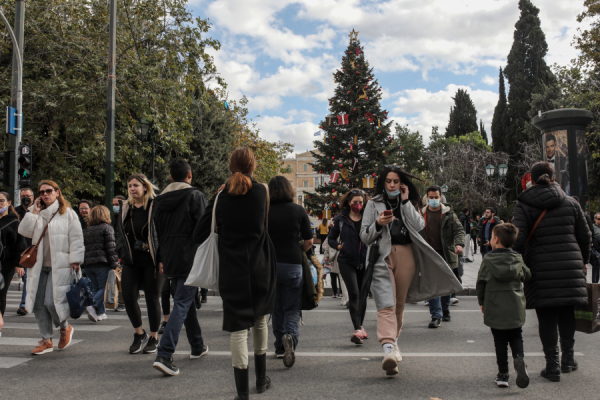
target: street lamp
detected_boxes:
[498,164,508,178]
[485,164,495,178]
[485,163,509,217]
[136,119,156,182]
[440,184,448,194]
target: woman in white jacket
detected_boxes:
[18,180,84,355]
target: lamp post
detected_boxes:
[136,119,155,182]
[485,163,508,214]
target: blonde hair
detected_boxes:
[37,180,71,215]
[127,173,157,210]
[87,205,111,227]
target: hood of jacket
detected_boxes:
[154,185,195,211]
[518,182,565,210]
[483,248,524,282]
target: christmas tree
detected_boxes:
[304,29,397,219]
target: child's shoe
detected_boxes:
[514,356,530,388]
[495,373,509,388]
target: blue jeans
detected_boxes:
[20,268,27,308]
[429,295,451,320]
[157,277,204,359]
[85,266,111,315]
[273,262,303,352]
[481,246,491,259]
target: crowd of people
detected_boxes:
[0,150,596,398]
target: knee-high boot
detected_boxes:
[254,353,271,393]
[541,346,561,382]
[560,338,578,373]
[234,368,249,400]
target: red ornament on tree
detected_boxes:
[347,91,350,94]
[356,71,359,74]
[333,204,337,208]
[353,108,356,111]
[332,156,335,159]
[346,179,350,182]
[372,173,376,177]
[332,189,336,193]
[378,131,381,133]
[339,164,343,167]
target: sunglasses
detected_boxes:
[39,189,55,196]
[350,189,365,195]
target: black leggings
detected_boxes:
[122,264,164,332]
[535,306,576,349]
[161,278,175,316]
[472,236,478,253]
[491,327,524,373]
[0,267,15,315]
[330,272,341,296]
[338,262,366,330]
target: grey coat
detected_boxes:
[360,196,463,310]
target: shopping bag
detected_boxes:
[104,269,118,310]
[66,270,94,319]
[185,193,220,290]
[574,283,600,334]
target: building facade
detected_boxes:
[281,150,330,206]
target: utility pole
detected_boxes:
[105,0,116,209]
[9,0,25,206]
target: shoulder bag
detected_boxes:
[525,209,548,246]
[19,211,58,269]
[329,221,344,263]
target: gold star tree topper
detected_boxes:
[348,29,359,42]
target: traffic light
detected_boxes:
[17,144,32,187]
[0,151,9,186]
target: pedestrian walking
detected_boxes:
[115,173,164,354]
[471,215,480,255]
[18,180,84,355]
[318,218,329,254]
[111,195,126,312]
[151,160,209,376]
[361,167,463,376]
[0,192,27,333]
[15,188,34,316]
[322,238,346,303]
[328,189,369,345]
[420,186,464,328]
[479,208,500,258]
[459,208,473,262]
[512,161,591,383]
[81,205,120,322]
[267,176,313,368]
[194,148,276,399]
[476,223,531,389]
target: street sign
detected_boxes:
[6,106,17,135]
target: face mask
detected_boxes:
[386,189,401,198]
[21,197,31,207]
[350,203,363,213]
[0,206,8,214]
[113,206,120,214]
[428,199,440,209]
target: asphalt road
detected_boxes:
[1,292,598,400]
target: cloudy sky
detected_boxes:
[188,0,586,154]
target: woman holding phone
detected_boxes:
[18,180,85,355]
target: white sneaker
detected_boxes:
[382,349,399,376]
[97,313,108,321]
[340,296,349,307]
[451,297,459,305]
[394,343,402,362]
[424,301,429,306]
[86,306,98,322]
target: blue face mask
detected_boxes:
[428,199,440,209]
[113,206,120,213]
[386,189,401,198]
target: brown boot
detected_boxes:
[31,339,53,355]
[58,324,74,350]
[16,306,28,316]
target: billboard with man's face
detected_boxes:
[543,130,569,194]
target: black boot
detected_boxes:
[560,338,578,373]
[233,367,249,400]
[541,346,561,382]
[254,353,271,394]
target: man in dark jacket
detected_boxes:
[459,208,473,263]
[419,186,464,328]
[479,208,500,259]
[15,188,34,316]
[151,159,208,376]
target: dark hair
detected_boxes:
[462,207,469,214]
[492,223,519,248]
[485,207,495,214]
[545,133,556,144]
[79,199,92,208]
[374,166,423,209]
[531,161,554,185]
[227,148,256,196]
[322,218,328,224]
[268,176,294,203]
[0,191,19,219]
[170,159,191,182]
[339,189,370,212]
[426,185,441,196]
[114,195,126,201]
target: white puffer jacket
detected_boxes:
[18,200,85,321]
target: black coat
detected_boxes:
[194,179,276,332]
[328,209,367,268]
[15,205,32,247]
[0,212,27,272]
[512,182,591,309]
[459,212,471,235]
[115,199,155,267]
[82,223,119,269]
[150,185,207,278]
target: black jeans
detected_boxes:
[319,233,328,253]
[330,272,341,296]
[472,236,478,253]
[161,278,175,316]
[122,264,164,332]
[0,267,15,315]
[592,264,599,284]
[338,261,366,330]
[535,306,576,349]
[491,327,524,373]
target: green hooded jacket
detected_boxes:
[476,248,532,330]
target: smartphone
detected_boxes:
[383,210,393,216]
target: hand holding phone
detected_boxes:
[383,210,393,216]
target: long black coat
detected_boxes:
[512,182,591,309]
[194,179,276,332]
[0,212,27,272]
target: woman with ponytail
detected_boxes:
[0,191,27,336]
[512,162,591,382]
[194,147,276,400]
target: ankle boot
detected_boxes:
[560,338,578,373]
[541,346,561,382]
[233,367,249,400]
[254,353,271,393]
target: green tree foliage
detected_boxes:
[394,124,425,173]
[491,68,507,152]
[445,89,478,138]
[479,119,489,145]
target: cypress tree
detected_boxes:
[479,119,489,145]
[445,89,478,138]
[491,68,507,152]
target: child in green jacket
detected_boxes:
[476,223,532,389]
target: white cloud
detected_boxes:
[256,114,320,153]
[481,75,497,86]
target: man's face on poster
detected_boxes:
[546,139,556,159]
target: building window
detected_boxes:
[303,164,308,172]
[303,180,309,188]
[315,177,320,188]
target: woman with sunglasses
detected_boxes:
[328,189,370,344]
[18,181,85,355]
[360,166,462,376]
